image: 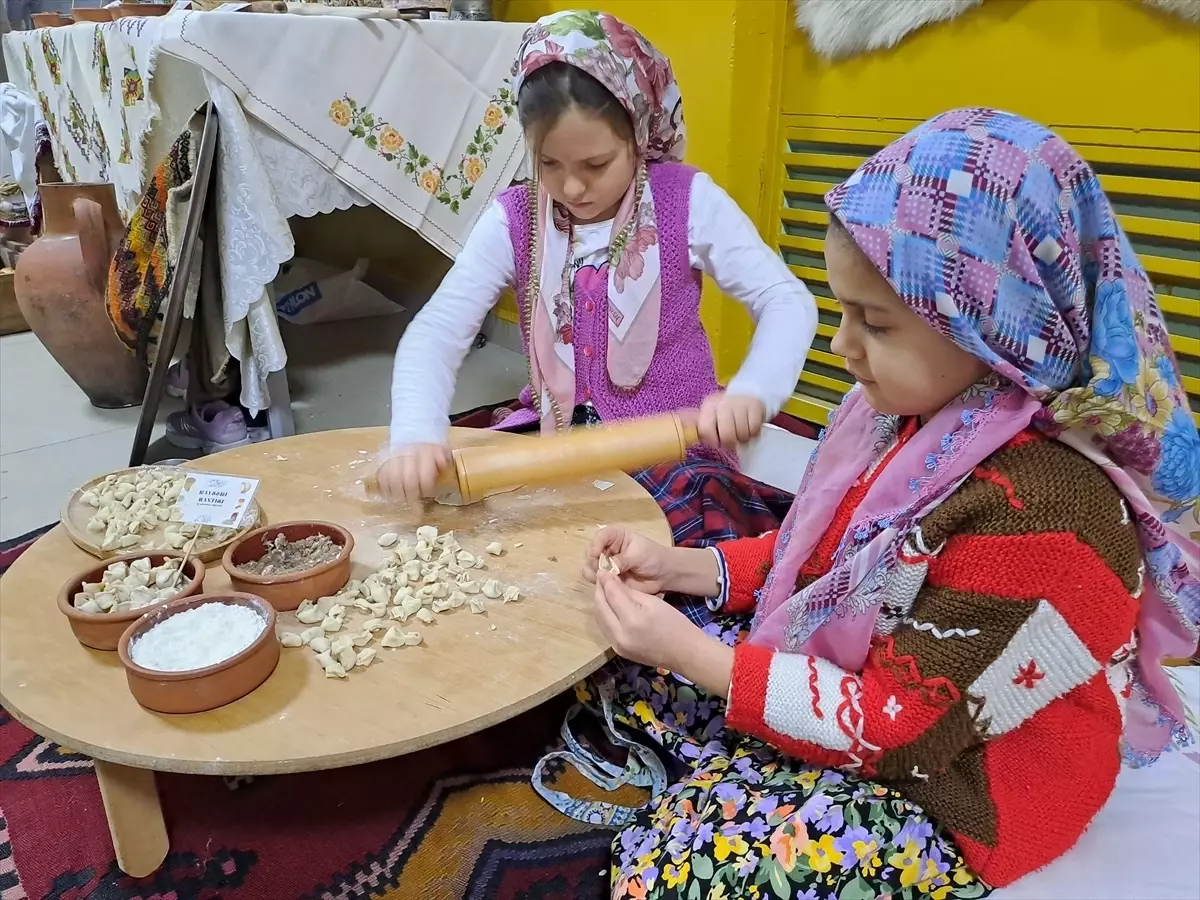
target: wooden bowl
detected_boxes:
[72,8,114,21]
[57,552,205,651]
[110,3,171,17]
[32,13,72,26]
[118,592,280,714]
[222,521,353,612]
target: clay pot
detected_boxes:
[72,7,114,21]
[13,183,147,409]
[57,552,206,651]
[222,521,354,611]
[118,593,280,714]
[110,3,171,17]
[31,12,72,27]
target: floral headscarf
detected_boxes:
[749,108,1200,765]
[510,11,684,430]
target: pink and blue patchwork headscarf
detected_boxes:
[750,108,1200,766]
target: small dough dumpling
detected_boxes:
[485,542,503,556]
[416,608,435,625]
[356,647,377,668]
[482,579,502,600]
[296,605,324,625]
[309,636,332,654]
[380,627,406,648]
[416,525,438,544]
[468,596,486,614]
[280,632,303,648]
[502,585,520,604]
[336,646,358,672]
[377,532,399,548]
[299,626,324,645]
[316,650,347,679]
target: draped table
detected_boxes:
[2,12,530,415]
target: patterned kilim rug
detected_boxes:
[0,525,637,899]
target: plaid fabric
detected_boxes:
[634,460,793,625]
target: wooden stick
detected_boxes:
[168,529,202,589]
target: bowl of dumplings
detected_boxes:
[57,553,206,651]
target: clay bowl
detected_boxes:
[110,3,171,17]
[118,592,280,714]
[57,552,205,651]
[32,12,72,26]
[72,8,114,22]
[222,521,353,612]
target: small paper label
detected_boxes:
[175,473,259,528]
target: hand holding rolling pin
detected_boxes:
[376,443,451,506]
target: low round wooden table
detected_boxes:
[0,427,672,877]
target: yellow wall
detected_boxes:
[779,0,1200,133]
[770,0,1200,426]
[498,0,786,381]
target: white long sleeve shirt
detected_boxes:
[390,172,816,448]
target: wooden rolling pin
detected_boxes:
[371,412,698,504]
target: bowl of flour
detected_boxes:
[117,593,280,714]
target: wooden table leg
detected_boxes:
[94,760,169,877]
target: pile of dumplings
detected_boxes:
[79,470,238,553]
[279,525,520,679]
[73,557,188,615]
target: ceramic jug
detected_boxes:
[14,182,147,408]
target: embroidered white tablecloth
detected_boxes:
[157,12,529,413]
[1,18,206,217]
[4,13,530,414]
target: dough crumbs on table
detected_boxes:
[130,603,266,672]
[280,525,524,676]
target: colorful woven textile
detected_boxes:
[106,128,194,366]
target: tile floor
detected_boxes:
[0,311,811,542]
[0,318,528,541]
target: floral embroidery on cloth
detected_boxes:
[328,82,515,214]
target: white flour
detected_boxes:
[130,603,267,672]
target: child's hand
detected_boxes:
[583,527,723,599]
[697,392,767,450]
[592,571,697,670]
[583,526,673,593]
[376,444,451,505]
[592,571,735,696]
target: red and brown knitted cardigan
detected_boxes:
[718,425,1143,887]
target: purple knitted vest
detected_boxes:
[497,162,725,445]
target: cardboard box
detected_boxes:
[0,269,30,336]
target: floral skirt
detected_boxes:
[573,618,991,900]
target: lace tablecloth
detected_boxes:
[158,12,530,413]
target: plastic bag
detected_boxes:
[272,258,403,325]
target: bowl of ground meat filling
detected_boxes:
[222,521,353,611]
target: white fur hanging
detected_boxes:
[794,0,1200,60]
[1143,0,1200,23]
[794,0,984,59]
